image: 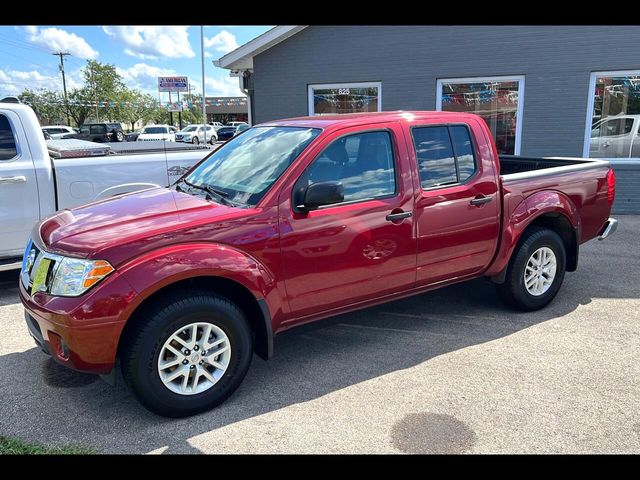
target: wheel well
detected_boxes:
[117,276,272,361]
[525,213,578,272]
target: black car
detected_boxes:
[71,122,125,143]
[217,123,249,141]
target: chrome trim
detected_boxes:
[598,217,618,240]
[502,157,610,183]
[0,261,22,272]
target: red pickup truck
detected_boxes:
[19,111,617,417]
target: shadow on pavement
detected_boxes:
[0,217,637,453]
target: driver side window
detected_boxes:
[299,130,397,205]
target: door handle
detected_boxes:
[0,176,26,184]
[386,211,412,222]
[470,195,493,206]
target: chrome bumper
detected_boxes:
[598,217,618,240]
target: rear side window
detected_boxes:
[0,114,17,160]
[412,125,477,189]
[90,125,106,134]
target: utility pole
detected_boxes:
[53,52,71,126]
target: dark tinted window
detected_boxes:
[0,114,17,160]
[303,131,396,203]
[412,125,477,189]
[412,126,457,188]
[80,125,90,134]
[90,125,106,134]
[450,126,476,182]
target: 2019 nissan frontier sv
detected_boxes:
[18,111,617,417]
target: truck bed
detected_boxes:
[499,155,608,181]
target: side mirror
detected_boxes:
[297,181,344,213]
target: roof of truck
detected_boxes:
[259,110,477,130]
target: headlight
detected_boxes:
[50,258,114,297]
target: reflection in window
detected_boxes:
[310,83,380,115]
[440,78,522,155]
[0,114,17,160]
[412,125,477,189]
[304,131,396,202]
[589,73,640,158]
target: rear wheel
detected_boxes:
[120,290,253,417]
[495,227,566,311]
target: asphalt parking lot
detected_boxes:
[0,216,638,454]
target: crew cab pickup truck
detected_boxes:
[18,111,617,417]
[0,102,213,270]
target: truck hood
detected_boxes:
[38,187,243,265]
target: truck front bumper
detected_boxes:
[598,217,618,240]
[19,272,136,375]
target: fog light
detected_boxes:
[48,332,69,360]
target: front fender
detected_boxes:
[116,243,276,323]
[486,190,579,277]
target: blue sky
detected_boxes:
[0,26,273,100]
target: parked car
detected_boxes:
[137,125,176,142]
[0,102,213,269]
[125,130,141,142]
[216,123,249,141]
[41,125,78,139]
[208,121,224,132]
[72,122,125,143]
[226,121,248,128]
[18,111,616,417]
[589,114,640,158]
[175,124,218,144]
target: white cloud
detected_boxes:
[205,75,243,97]
[102,26,195,60]
[0,68,83,96]
[24,26,99,59]
[204,30,239,54]
[117,63,181,95]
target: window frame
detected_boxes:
[294,127,400,210]
[435,75,525,156]
[583,69,640,159]
[0,112,20,162]
[409,122,480,192]
[308,81,383,116]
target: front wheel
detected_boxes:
[192,136,199,145]
[114,131,124,142]
[495,227,566,311]
[120,290,253,417]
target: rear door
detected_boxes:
[408,118,501,285]
[0,110,40,258]
[278,122,417,319]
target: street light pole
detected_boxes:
[201,25,207,144]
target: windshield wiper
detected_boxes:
[178,178,233,206]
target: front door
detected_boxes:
[279,123,416,320]
[0,110,40,259]
[409,120,501,285]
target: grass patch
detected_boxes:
[0,436,95,455]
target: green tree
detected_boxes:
[19,89,66,125]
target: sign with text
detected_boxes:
[158,76,188,92]
[167,102,183,112]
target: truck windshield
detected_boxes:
[182,126,321,206]
[143,127,168,134]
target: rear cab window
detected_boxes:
[0,113,18,160]
[411,124,478,189]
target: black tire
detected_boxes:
[209,136,217,145]
[495,227,566,311]
[192,136,199,144]
[114,131,124,142]
[120,290,253,417]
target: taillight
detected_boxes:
[606,168,616,205]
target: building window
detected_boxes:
[585,71,640,159]
[308,82,382,116]
[437,76,525,155]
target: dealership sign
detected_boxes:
[158,76,188,92]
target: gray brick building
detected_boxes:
[216,26,640,213]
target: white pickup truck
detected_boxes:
[0,102,213,270]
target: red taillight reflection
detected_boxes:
[606,168,616,205]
